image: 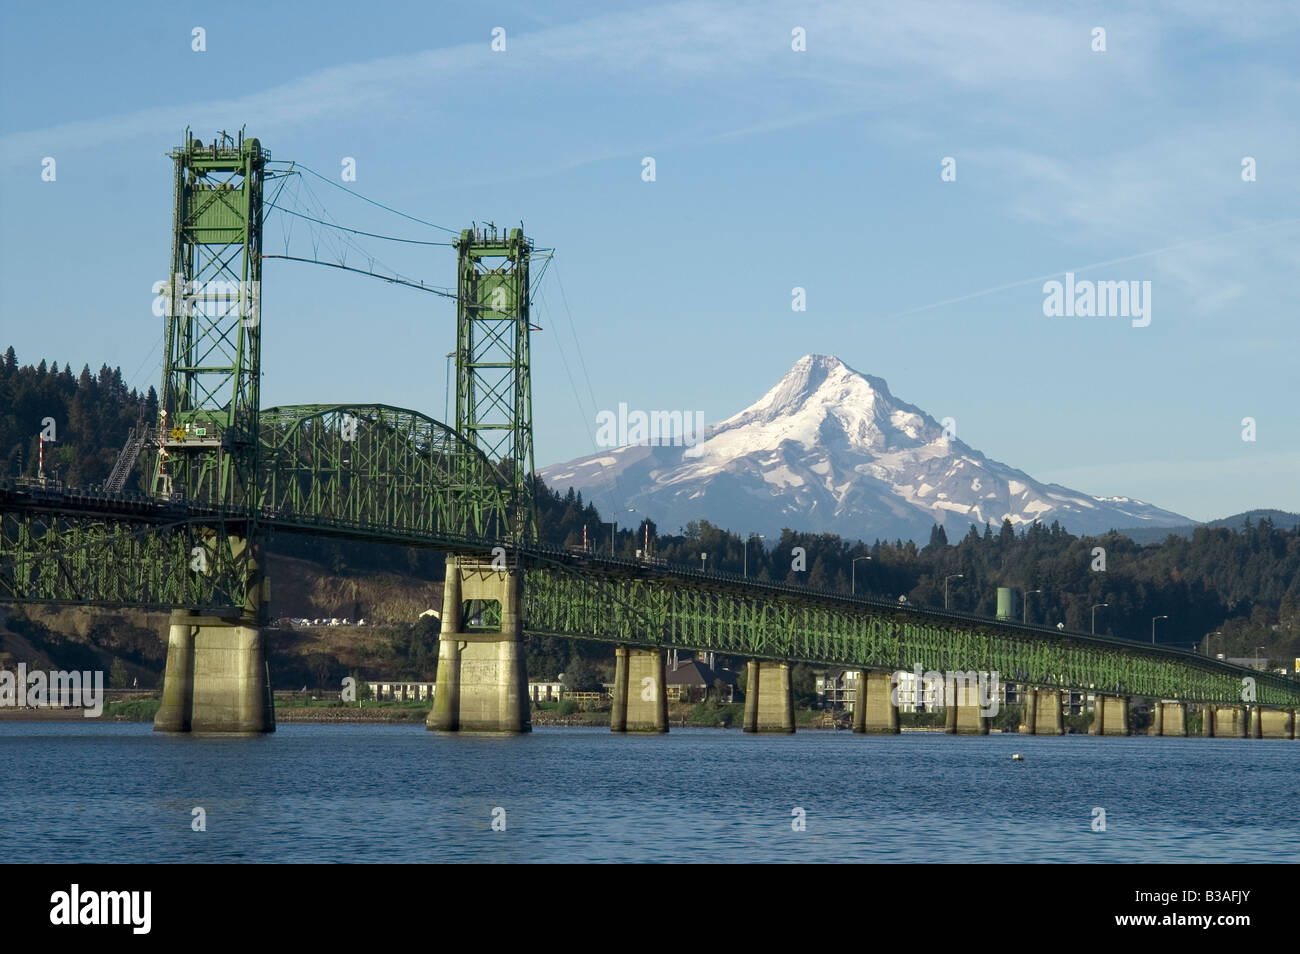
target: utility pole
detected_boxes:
[852,556,871,596]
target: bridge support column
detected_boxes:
[1222,706,1238,736]
[1257,708,1294,739]
[155,610,197,732]
[1152,702,1186,737]
[1020,689,1036,734]
[428,556,530,734]
[154,537,273,735]
[852,670,898,734]
[1249,706,1262,738]
[153,610,274,734]
[743,661,794,733]
[1028,689,1063,735]
[1201,704,1215,737]
[1089,695,1129,736]
[1019,688,1064,735]
[610,647,667,732]
[944,680,989,735]
[1208,706,1247,737]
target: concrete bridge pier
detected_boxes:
[1019,688,1064,735]
[944,681,989,735]
[155,610,197,732]
[852,670,898,734]
[155,611,274,734]
[1209,706,1248,738]
[610,647,668,732]
[743,660,794,733]
[428,555,530,733]
[1151,701,1187,737]
[154,546,274,734]
[1089,695,1130,736]
[1256,707,1296,739]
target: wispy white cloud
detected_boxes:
[0,0,1166,169]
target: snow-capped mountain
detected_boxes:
[539,354,1191,542]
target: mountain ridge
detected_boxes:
[540,354,1192,542]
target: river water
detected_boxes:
[1,723,1295,863]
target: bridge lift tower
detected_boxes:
[430,225,539,733]
[454,225,537,544]
[150,129,273,733]
[152,129,265,508]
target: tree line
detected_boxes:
[0,346,156,488]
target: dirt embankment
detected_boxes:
[264,554,442,624]
[0,604,168,687]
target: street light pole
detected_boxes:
[944,574,963,610]
[1024,589,1042,624]
[1151,614,1168,645]
[1091,603,1108,635]
[852,556,871,596]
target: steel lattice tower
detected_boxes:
[455,226,536,542]
[151,129,265,508]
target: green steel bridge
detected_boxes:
[2,130,1297,721]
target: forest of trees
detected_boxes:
[0,346,156,488]
[4,347,1297,675]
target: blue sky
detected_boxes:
[1,0,1297,523]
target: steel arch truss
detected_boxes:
[259,404,513,542]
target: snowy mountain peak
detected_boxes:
[699,354,936,463]
[739,354,886,422]
[540,355,1190,542]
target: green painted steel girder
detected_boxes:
[0,503,256,613]
[518,558,1300,707]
